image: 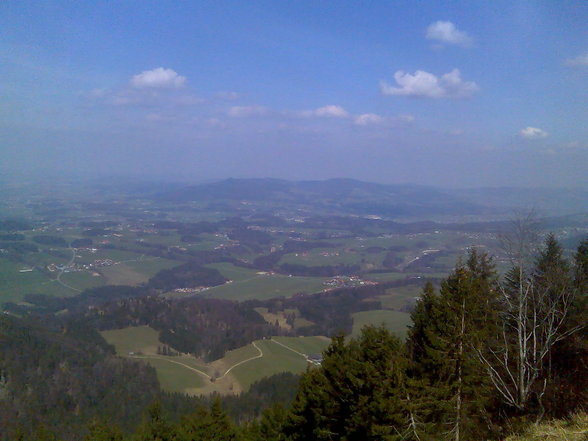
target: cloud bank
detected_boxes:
[380,69,478,98]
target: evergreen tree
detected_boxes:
[543,236,588,416]
[257,404,289,441]
[133,401,174,441]
[175,397,239,441]
[407,250,499,441]
[286,327,409,441]
[85,420,123,441]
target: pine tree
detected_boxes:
[543,236,588,416]
[286,327,409,441]
[407,250,499,441]
[85,419,123,441]
[175,397,239,441]
[133,401,174,441]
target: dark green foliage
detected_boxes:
[278,262,361,277]
[85,420,123,441]
[540,236,588,417]
[0,241,39,253]
[250,404,289,441]
[0,233,25,240]
[32,235,69,247]
[175,398,239,441]
[0,219,32,231]
[407,250,500,440]
[147,262,227,291]
[383,251,402,269]
[0,315,160,440]
[71,238,93,248]
[287,327,409,441]
[133,402,174,441]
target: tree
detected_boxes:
[133,401,174,441]
[407,250,499,441]
[478,228,582,417]
[286,326,409,441]
[542,236,588,416]
[175,397,239,441]
[85,420,123,441]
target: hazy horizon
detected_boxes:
[2,1,587,189]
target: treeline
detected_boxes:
[146,262,227,291]
[0,314,161,440]
[67,278,418,359]
[0,313,301,441]
[80,296,279,361]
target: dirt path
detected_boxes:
[130,340,266,384]
[130,355,211,379]
[218,341,263,378]
[270,338,307,359]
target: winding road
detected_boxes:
[130,340,266,381]
[54,246,82,292]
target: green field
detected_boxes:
[374,284,425,310]
[100,257,180,285]
[205,262,260,281]
[100,326,328,394]
[229,339,309,391]
[101,325,162,355]
[351,310,412,338]
[101,325,210,393]
[271,336,330,355]
[0,258,74,303]
[203,273,328,301]
[143,358,206,392]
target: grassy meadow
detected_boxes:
[351,310,412,338]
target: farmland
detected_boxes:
[351,310,413,338]
[101,325,330,395]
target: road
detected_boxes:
[54,246,82,292]
[130,340,266,382]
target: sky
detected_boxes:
[1,0,588,188]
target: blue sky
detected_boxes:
[1,0,587,188]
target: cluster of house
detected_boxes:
[322,276,378,289]
[46,259,113,273]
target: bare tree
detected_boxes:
[478,214,582,414]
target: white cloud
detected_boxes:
[565,53,588,66]
[301,105,349,118]
[354,113,384,125]
[354,113,415,126]
[380,68,478,98]
[426,21,473,47]
[131,67,186,89]
[227,105,268,117]
[520,127,548,139]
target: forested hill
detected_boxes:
[156,178,588,218]
[157,178,486,217]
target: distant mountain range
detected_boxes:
[157,178,588,219]
[157,178,484,218]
